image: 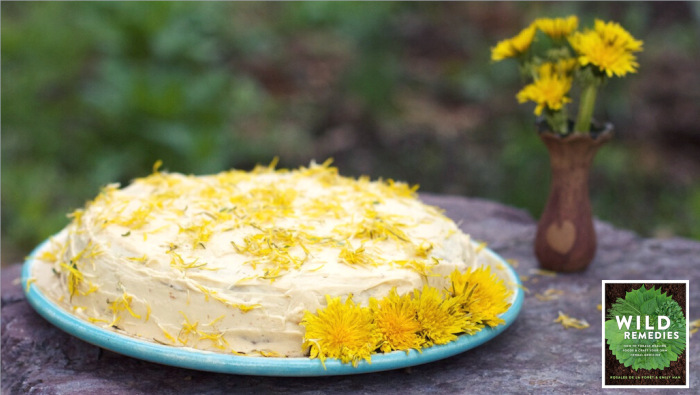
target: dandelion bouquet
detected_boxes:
[491,16,643,135]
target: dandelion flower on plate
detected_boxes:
[370,288,422,354]
[301,294,378,367]
[413,286,470,347]
[449,265,512,328]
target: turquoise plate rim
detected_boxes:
[22,238,523,377]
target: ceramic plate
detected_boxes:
[22,239,523,377]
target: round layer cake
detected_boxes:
[32,161,480,357]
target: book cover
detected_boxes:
[602,281,689,388]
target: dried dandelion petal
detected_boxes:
[690,319,700,337]
[534,288,565,302]
[531,268,558,277]
[554,311,590,330]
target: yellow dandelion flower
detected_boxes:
[449,266,512,328]
[593,19,644,52]
[301,295,378,367]
[510,24,538,54]
[370,288,422,354]
[491,24,537,61]
[535,15,578,39]
[413,286,469,347]
[516,63,573,116]
[570,32,638,77]
[569,20,643,78]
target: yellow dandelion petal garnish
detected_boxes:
[301,295,378,367]
[536,15,578,39]
[371,289,422,354]
[449,265,512,328]
[490,24,537,61]
[414,286,469,347]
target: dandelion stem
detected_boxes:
[574,83,597,133]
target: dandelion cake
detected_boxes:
[31,160,512,362]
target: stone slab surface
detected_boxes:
[2,194,698,394]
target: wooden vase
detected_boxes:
[534,123,614,272]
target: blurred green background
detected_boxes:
[3,2,700,266]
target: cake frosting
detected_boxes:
[32,160,484,357]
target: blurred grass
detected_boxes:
[2,2,700,266]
